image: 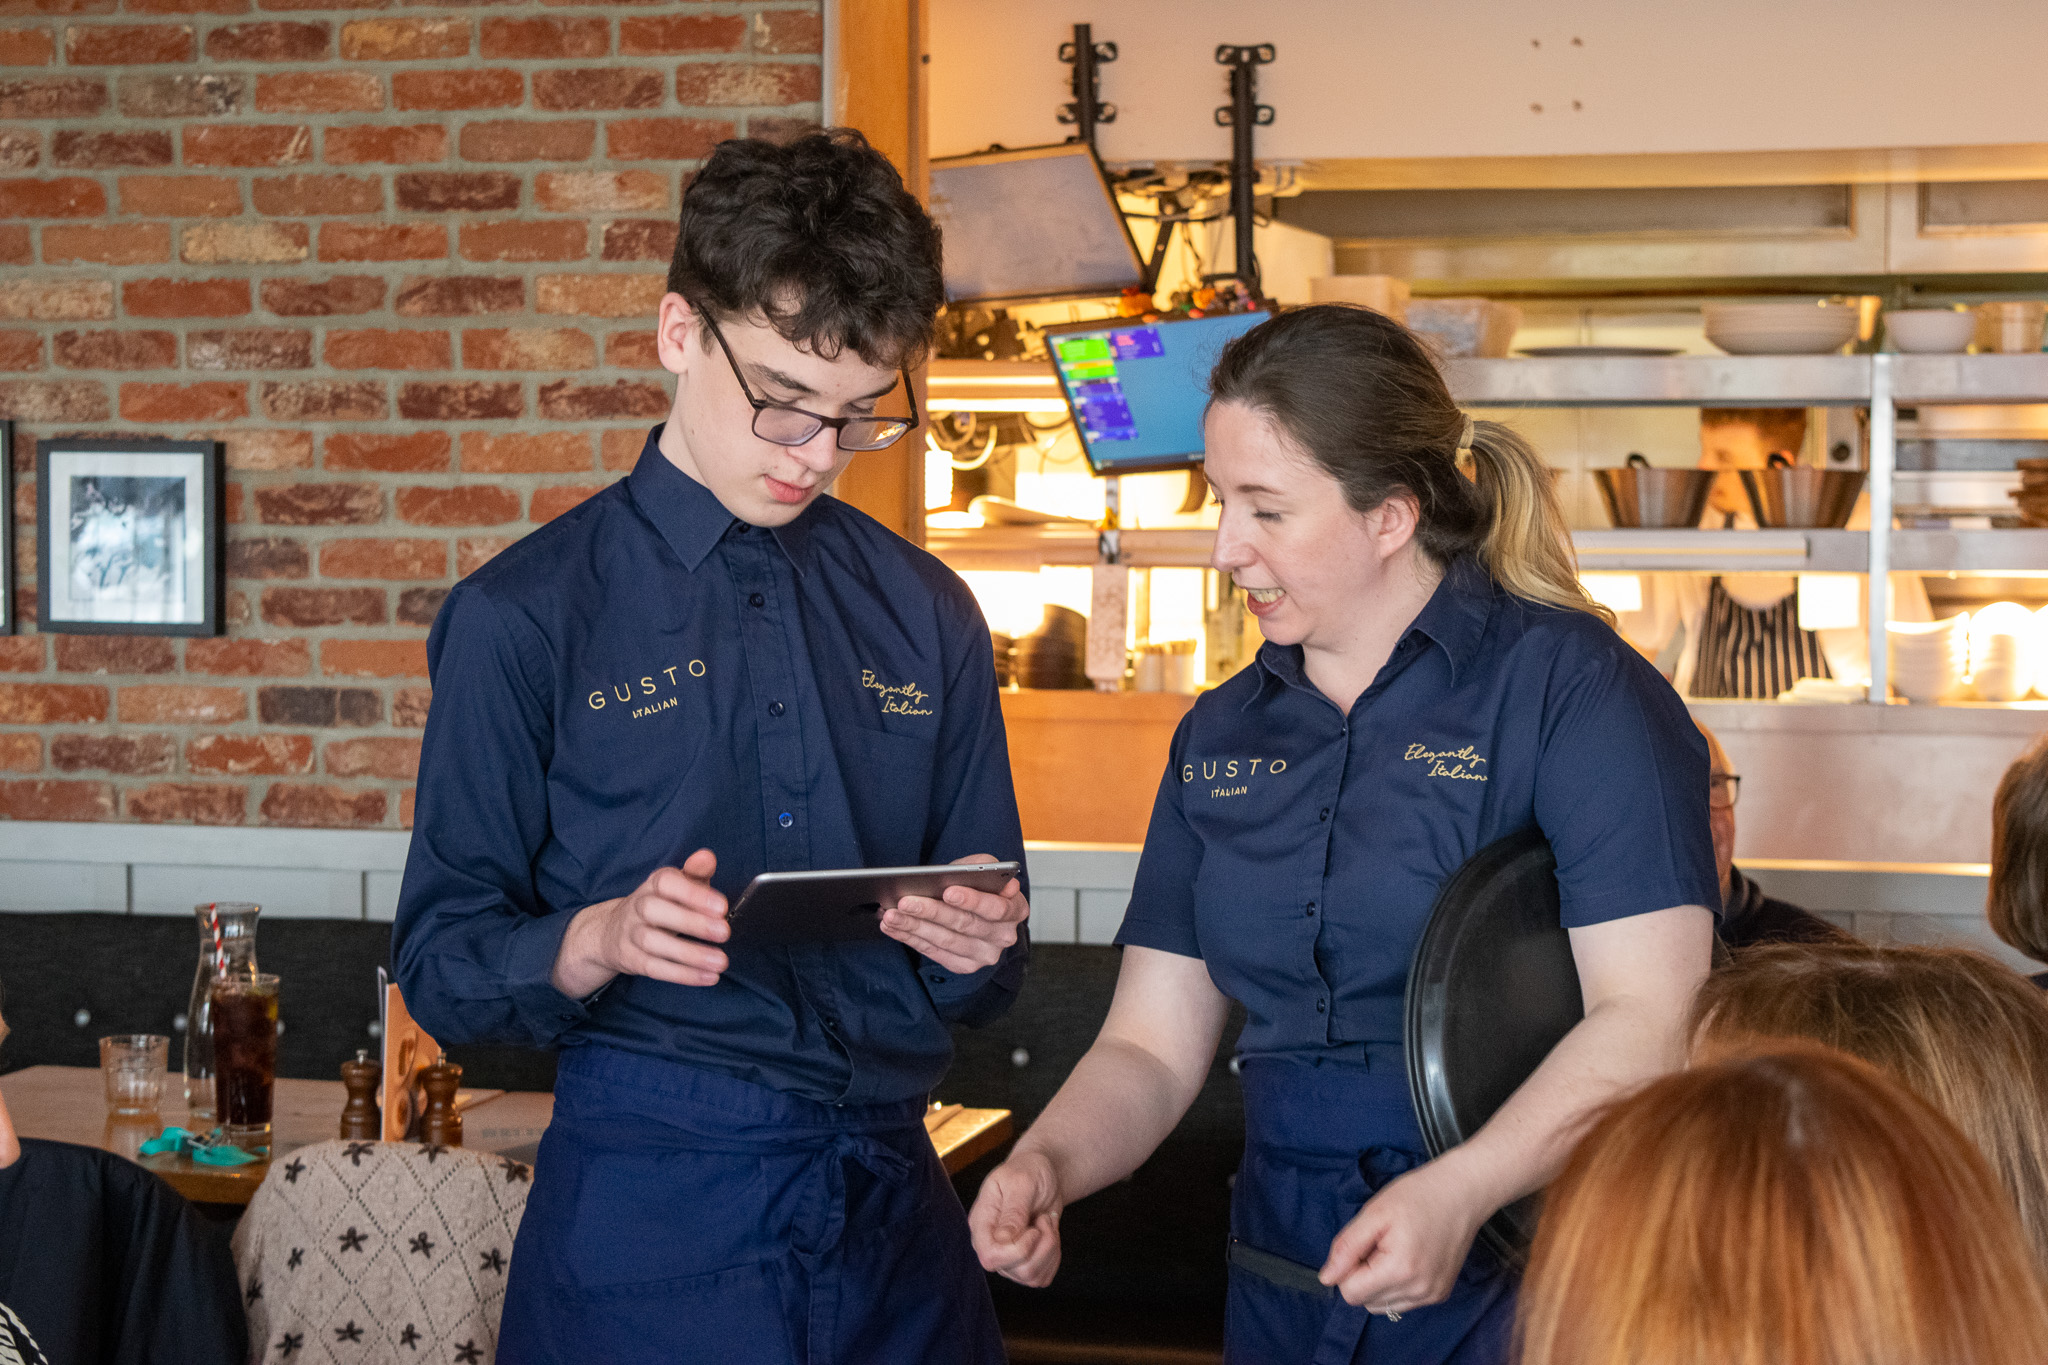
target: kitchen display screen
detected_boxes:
[1049,310,1269,475]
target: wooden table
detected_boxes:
[0,1066,1009,1204]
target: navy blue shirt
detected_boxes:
[393,427,1028,1106]
[1116,559,1717,1060]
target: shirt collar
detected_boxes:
[1245,555,1497,708]
[624,423,815,575]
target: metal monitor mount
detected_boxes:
[1057,24,1117,151]
[1214,44,1276,294]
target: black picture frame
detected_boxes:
[37,437,223,637]
[0,422,15,636]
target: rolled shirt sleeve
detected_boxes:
[1114,713,1205,960]
[916,582,1031,1026]
[392,582,596,1048]
[1534,637,1721,928]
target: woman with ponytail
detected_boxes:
[971,306,1718,1364]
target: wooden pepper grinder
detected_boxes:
[419,1050,463,1148]
[339,1048,382,1141]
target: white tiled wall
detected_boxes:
[0,830,2023,977]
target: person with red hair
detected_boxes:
[1516,1044,2048,1365]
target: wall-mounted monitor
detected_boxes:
[927,143,1145,306]
[1046,310,1269,476]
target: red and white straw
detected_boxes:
[207,901,225,979]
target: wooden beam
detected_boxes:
[827,0,928,543]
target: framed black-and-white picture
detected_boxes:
[38,438,222,636]
[0,423,15,635]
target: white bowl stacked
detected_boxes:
[1887,613,1969,703]
[1704,303,1861,356]
[1885,308,1977,354]
[1970,602,2034,701]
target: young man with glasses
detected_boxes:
[394,131,1028,1364]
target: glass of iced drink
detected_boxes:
[210,973,279,1150]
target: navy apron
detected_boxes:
[1226,1054,1515,1365]
[498,1046,1003,1365]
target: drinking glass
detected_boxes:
[184,901,261,1120]
[98,1034,168,1115]
[210,973,279,1150]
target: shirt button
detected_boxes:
[778,812,794,828]
[1305,902,1317,917]
[768,700,785,717]
[749,592,765,608]
[1316,998,1327,1014]
[1319,808,1330,821]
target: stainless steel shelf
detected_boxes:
[1446,355,1873,407]
[1891,528,2048,571]
[1892,354,2048,404]
[1574,529,1868,572]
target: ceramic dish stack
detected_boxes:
[1884,308,1977,354]
[1968,602,2034,701]
[1703,302,1860,356]
[1886,613,1969,703]
[2012,459,2048,527]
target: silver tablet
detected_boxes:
[724,862,1022,948]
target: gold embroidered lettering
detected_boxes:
[1182,764,1195,783]
[613,684,631,703]
[1406,743,1489,782]
[588,690,605,710]
[688,659,706,678]
[663,666,679,686]
[640,676,656,695]
[1248,758,1263,775]
[1225,760,1239,778]
[859,669,934,717]
[1270,760,1287,775]
[1202,760,1217,780]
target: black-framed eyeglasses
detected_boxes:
[1710,773,1741,810]
[700,313,918,452]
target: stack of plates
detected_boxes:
[1703,303,1860,356]
[1887,614,1969,703]
[990,632,1013,689]
[1971,602,2035,701]
[1011,605,1089,690]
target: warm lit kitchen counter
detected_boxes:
[1000,689,1193,845]
[1689,700,2048,868]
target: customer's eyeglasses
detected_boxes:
[700,313,918,452]
[1710,773,1741,810]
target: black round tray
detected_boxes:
[1403,826,1584,1265]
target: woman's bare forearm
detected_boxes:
[1430,905,1712,1213]
[1010,946,1231,1205]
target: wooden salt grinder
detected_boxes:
[339,1048,382,1141]
[419,1050,463,1148]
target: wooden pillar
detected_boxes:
[825,0,929,544]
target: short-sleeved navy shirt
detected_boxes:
[393,427,1028,1106]
[1116,557,1717,1060]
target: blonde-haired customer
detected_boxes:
[1517,1045,2048,1365]
[1691,942,2048,1274]
[1990,732,2048,985]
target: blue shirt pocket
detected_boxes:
[837,725,936,866]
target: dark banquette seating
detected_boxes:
[0,915,1238,1362]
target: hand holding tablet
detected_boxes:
[727,857,1024,958]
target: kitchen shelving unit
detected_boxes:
[925,353,2048,704]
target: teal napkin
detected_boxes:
[138,1126,262,1165]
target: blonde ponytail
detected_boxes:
[1467,420,1613,625]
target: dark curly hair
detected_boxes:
[667,129,944,369]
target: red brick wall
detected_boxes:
[0,0,822,829]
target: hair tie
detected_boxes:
[1456,414,1476,459]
